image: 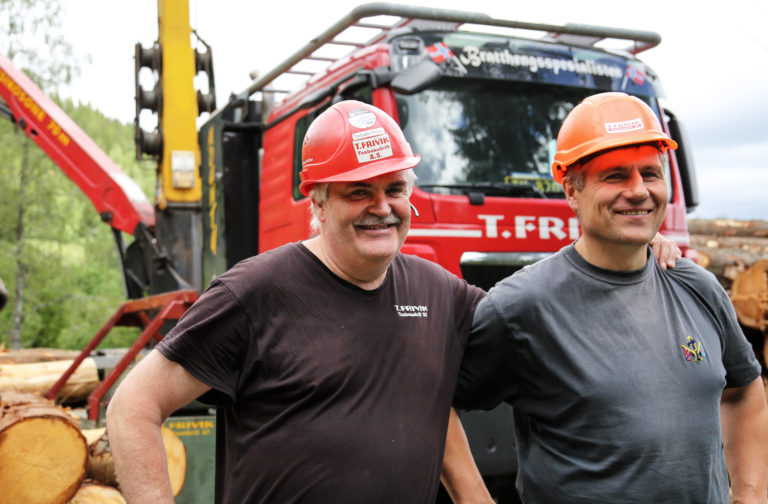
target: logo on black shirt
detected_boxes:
[394,304,429,318]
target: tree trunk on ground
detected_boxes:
[10,133,29,349]
[0,358,99,404]
[83,426,186,497]
[67,483,126,504]
[0,390,87,504]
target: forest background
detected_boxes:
[0,0,154,349]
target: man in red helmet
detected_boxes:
[106,100,492,504]
[451,93,768,503]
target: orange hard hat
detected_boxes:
[551,92,678,184]
[299,100,421,196]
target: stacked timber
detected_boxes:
[0,356,99,405]
[691,219,768,372]
[83,426,186,497]
[68,483,127,504]
[0,391,88,503]
[0,347,81,364]
[690,218,768,291]
[0,351,187,501]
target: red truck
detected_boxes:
[196,4,698,500]
[1,3,699,502]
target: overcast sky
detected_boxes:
[58,0,767,220]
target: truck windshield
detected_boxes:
[397,79,596,198]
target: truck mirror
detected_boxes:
[665,108,699,213]
[391,58,443,95]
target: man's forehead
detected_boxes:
[339,171,408,188]
[585,144,664,170]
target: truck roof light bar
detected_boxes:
[240,2,661,100]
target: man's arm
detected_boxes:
[441,408,494,504]
[721,376,768,504]
[650,232,682,270]
[106,350,211,504]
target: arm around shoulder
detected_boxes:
[106,350,211,504]
[455,294,516,411]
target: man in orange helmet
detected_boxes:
[451,92,768,503]
[106,100,492,504]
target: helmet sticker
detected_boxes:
[348,108,377,128]
[605,118,644,134]
[352,127,394,163]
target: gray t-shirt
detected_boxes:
[455,244,760,504]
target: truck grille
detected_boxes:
[460,252,551,291]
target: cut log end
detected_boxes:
[0,392,87,504]
[67,483,126,504]
[85,426,186,497]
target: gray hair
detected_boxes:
[308,168,417,233]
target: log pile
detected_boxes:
[0,357,99,405]
[0,389,186,502]
[690,218,768,291]
[691,219,768,371]
[0,391,87,503]
[0,347,82,364]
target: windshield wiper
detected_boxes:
[418,182,548,199]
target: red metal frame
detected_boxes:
[45,290,199,421]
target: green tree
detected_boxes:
[1,0,152,349]
[1,0,78,348]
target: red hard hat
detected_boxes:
[299,100,420,196]
[551,92,678,184]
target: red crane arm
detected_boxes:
[0,51,154,235]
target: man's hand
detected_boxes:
[650,232,682,270]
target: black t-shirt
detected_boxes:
[158,242,485,503]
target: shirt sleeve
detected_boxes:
[156,280,252,406]
[673,261,761,388]
[454,291,517,410]
[713,278,761,388]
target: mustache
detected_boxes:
[354,213,402,226]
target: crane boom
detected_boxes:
[0,51,154,235]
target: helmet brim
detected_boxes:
[552,135,677,184]
[300,154,420,196]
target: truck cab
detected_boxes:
[201,8,697,289]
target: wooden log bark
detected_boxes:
[0,391,88,504]
[67,483,126,504]
[689,218,768,238]
[730,260,768,332]
[82,426,186,497]
[0,357,99,405]
[0,347,81,364]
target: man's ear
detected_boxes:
[562,177,579,214]
[312,198,327,223]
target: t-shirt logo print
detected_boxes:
[394,304,429,318]
[681,335,707,363]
